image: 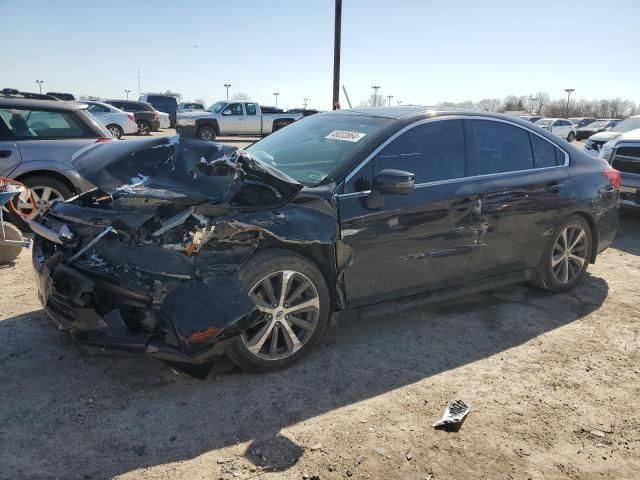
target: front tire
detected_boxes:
[567,132,576,142]
[226,249,330,371]
[9,176,73,229]
[106,124,124,139]
[197,125,216,141]
[533,215,592,292]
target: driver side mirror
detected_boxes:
[222,109,232,116]
[366,169,415,209]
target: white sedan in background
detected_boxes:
[84,101,138,138]
[534,118,577,142]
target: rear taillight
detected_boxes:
[95,137,114,143]
[127,113,135,122]
[603,168,621,189]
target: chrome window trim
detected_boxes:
[336,115,570,197]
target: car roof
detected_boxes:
[0,96,82,110]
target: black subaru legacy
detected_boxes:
[31,107,620,374]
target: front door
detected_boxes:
[337,119,486,307]
[220,103,246,135]
[244,103,262,135]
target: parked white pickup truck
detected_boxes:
[175,101,302,141]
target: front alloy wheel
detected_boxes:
[242,270,320,360]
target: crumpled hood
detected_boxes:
[72,136,302,204]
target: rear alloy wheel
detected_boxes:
[197,126,216,141]
[107,124,124,139]
[567,131,576,142]
[9,176,73,229]
[137,120,151,135]
[227,249,330,371]
[534,215,592,292]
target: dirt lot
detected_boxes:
[1,199,639,479]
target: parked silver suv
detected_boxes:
[0,89,113,225]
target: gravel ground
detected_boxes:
[1,178,638,480]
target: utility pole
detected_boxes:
[303,98,309,109]
[564,88,575,117]
[332,0,342,110]
[36,80,44,93]
[387,95,393,106]
[224,83,231,100]
[124,89,131,100]
[371,86,380,107]
[273,92,279,108]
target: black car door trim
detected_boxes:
[335,115,570,197]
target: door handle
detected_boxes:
[0,150,12,158]
[545,183,564,193]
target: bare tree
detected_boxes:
[476,98,502,112]
[193,98,206,107]
[535,91,550,115]
[357,92,386,108]
[231,92,251,101]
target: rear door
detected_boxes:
[244,103,261,134]
[337,118,486,306]
[85,103,110,127]
[464,118,571,273]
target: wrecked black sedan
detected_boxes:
[31,107,620,374]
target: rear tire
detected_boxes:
[532,214,592,292]
[0,222,23,264]
[137,120,151,135]
[567,132,576,142]
[197,125,217,141]
[106,124,124,139]
[226,249,330,372]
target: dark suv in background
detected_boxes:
[104,100,160,135]
[139,94,178,127]
[0,88,112,225]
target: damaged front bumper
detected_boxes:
[33,233,257,367]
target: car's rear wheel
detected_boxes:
[197,125,216,141]
[227,249,330,371]
[137,120,151,135]
[533,215,592,292]
[567,132,576,142]
[106,124,124,139]
[0,222,23,264]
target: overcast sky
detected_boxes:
[3,0,639,109]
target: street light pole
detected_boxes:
[332,0,342,110]
[36,80,44,94]
[273,92,279,108]
[387,95,393,107]
[124,89,131,100]
[564,88,575,117]
[224,84,231,100]
[303,98,309,109]
[371,85,380,107]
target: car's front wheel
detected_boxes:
[227,249,330,371]
[533,215,592,292]
[197,125,216,141]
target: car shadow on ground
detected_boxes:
[613,215,640,256]
[0,271,609,479]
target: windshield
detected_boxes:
[246,113,393,186]
[535,119,553,126]
[612,117,640,133]
[208,101,226,113]
[583,120,606,129]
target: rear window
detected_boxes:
[146,96,178,108]
[0,108,96,139]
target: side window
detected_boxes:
[530,133,564,168]
[467,120,534,176]
[0,108,93,138]
[374,120,466,183]
[87,104,108,113]
[245,103,257,115]
[224,103,244,115]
